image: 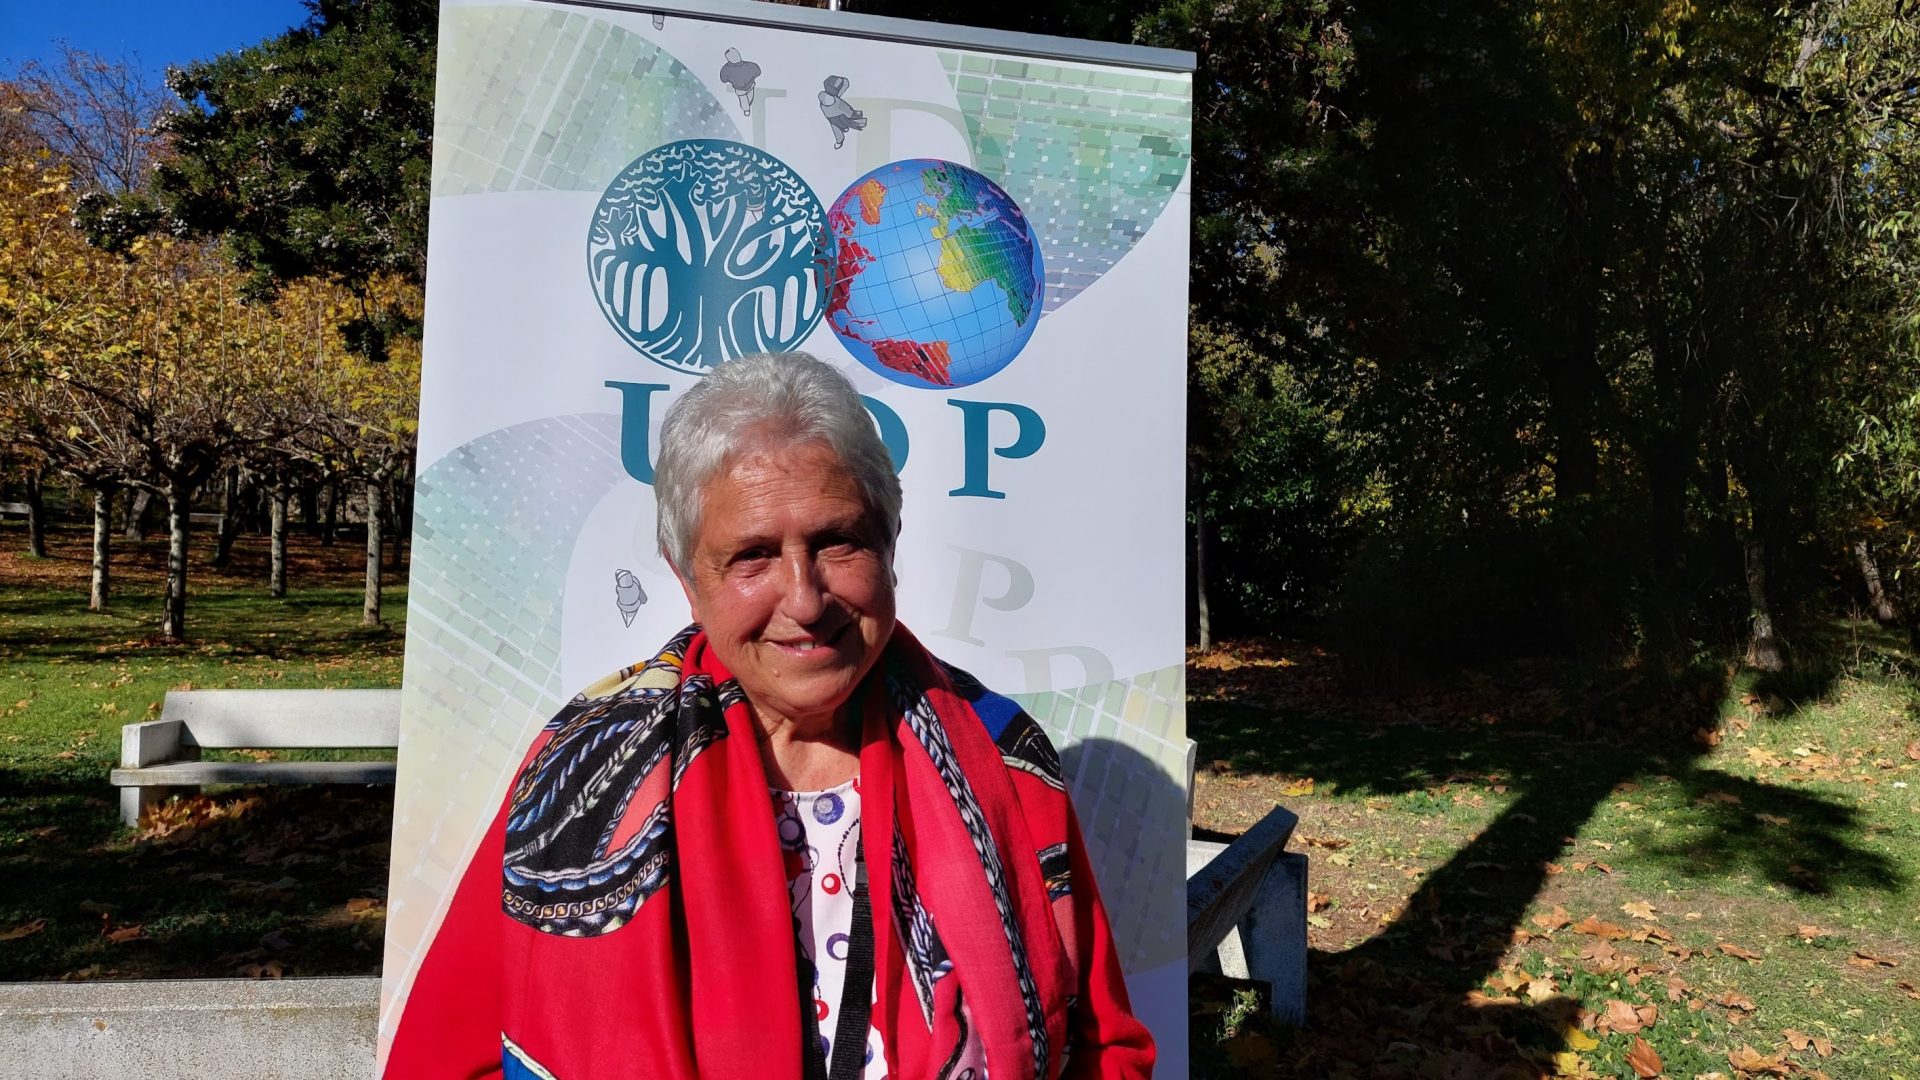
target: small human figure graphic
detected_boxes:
[818,75,866,150]
[651,13,665,30]
[718,49,762,116]
[613,569,647,627]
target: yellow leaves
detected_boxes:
[1621,900,1657,921]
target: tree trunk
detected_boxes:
[363,479,383,626]
[322,481,338,546]
[23,471,47,558]
[1743,533,1784,672]
[163,489,191,641]
[212,467,240,569]
[270,483,289,600]
[90,486,113,611]
[1854,538,1898,626]
[122,488,152,540]
[1194,505,1213,652]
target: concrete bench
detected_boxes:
[0,501,29,518]
[1187,803,1308,1026]
[111,689,400,826]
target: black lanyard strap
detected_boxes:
[801,849,874,1080]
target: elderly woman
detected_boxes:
[387,353,1153,1079]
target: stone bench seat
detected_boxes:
[115,688,401,826]
[111,759,397,788]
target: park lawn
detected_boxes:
[0,523,401,981]
[1189,633,1920,1079]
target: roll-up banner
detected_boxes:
[384,0,1194,1070]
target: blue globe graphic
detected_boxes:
[825,160,1044,389]
[588,140,828,375]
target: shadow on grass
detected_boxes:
[1188,645,1909,1075]
[0,773,390,982]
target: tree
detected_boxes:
[145,0,434,356]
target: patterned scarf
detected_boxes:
[384,624,1152,1079]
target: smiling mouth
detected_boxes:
[772,622,850,654]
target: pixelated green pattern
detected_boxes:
[941,53,1191,312]
[384,414,627,1017]
[1013,664,1188,972]
[433,6,733,196]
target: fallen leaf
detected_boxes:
[1728,1044,1788,1075]
[1622,900,1657,921]
[345,898,385,917]
[1602,998,1647,1033]
[1626,1035,1663,1078]
[1306,914,1332,929]
[1796,924,1833,939]
[1307,892,1332,913]
[1784,1029,1810,1051]
[1850,950,1897,968]
[1563,1027,1599,1051]
[1526,977,1559,1004]
[1755,812,1790,826]
[104,924,144,944]
[1904,740,1919,761]
[1580,940,1627,973]
[1665,975,1690,1001]
[1280,778,1315,797]
[1533,906,1571,934]
[1718,942,1763,963]
[1302,835,1350,850]
[1714,990,1757,1011]
[0,918,48,941]
[1897,980,1920,1000]
[1574,916,1629,940]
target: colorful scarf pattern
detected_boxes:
[384,624,1153,1080]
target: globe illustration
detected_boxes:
[825,160,1044,388]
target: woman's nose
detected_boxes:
[777,551,829,624]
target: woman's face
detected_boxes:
[675,439,896,733]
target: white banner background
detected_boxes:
[386,0,1192,1071]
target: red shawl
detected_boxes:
[385,625,1154,1079]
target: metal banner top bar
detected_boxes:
[531,0,1198,72]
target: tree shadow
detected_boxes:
[1188,643,1910,1073]
[0,779,390,982]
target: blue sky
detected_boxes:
[1,1,313,86]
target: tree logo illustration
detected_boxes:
[588,140,829,374]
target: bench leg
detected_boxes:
[119,785,189,828]
[1240,851,1309,1028]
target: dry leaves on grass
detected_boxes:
[1727,1044,1789,1075]
[103,924,143,944]
[0,918,48,941]
[1574,915,1629,940]
[1718,941,1764,962]
[1621,900,1657,921]
[1532,905,1571,934]
[1595,998,1658,1034]
[1714,990,1757,1012]
[1625,1035,1663,1078]
[1783,1029,1834,1057]
[1847,950,1897,969]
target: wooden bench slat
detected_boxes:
[111,761,397,787]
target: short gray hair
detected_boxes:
[655,352,902,572]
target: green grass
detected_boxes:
[0,524,402,980]
[1189,627,1920,1078]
